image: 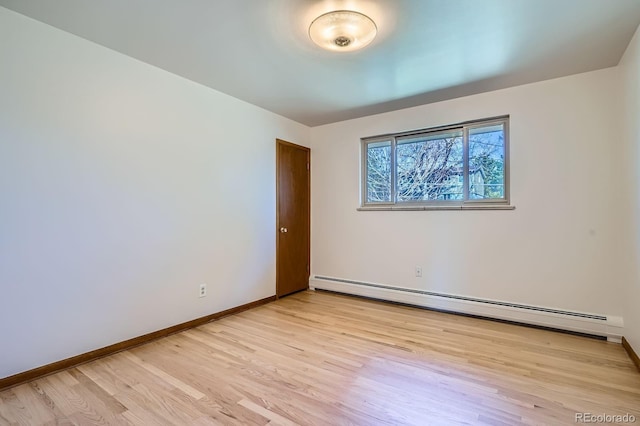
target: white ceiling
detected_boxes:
[2,0,640,126]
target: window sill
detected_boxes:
[357,204,516,211]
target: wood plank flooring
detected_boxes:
[1,290,639,425]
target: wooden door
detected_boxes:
[276,139,310,297]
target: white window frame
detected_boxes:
[359,116,513,211]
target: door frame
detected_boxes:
[276,139,310,298]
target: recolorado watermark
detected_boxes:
[575,413,636,423]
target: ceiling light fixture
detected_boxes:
[309,10,377,52]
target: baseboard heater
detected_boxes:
[309,275,623,342]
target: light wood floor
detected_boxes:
[1,290,639,425]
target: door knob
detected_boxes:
[280,227,288,233]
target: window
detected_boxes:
[361,116,510,209]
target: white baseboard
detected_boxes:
[309,276,623,343]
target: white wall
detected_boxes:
[311,68,624,317]
[0,7,309,378]
[619,25,640,353]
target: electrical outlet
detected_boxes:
[415,266,422,277]
[199,283,207,298]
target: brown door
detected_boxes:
[276,139,310,297]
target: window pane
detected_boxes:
[396,131,463,201]
[366,140,392,203]
[469,123,505,200]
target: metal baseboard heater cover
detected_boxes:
[309,275,623,342]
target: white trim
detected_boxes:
[357,204,515,211]
[309,276,623,343]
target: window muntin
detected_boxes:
[361,117,509,207]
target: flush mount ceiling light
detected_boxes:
[309,10,377,52]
